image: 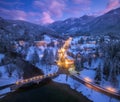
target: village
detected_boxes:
[0,34,120,102]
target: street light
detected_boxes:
[106,87,117,93]
[84,77,92,83]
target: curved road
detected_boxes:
[70,73,120,100]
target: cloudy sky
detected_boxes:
[0,0,120,24]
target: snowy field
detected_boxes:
[0,65,20,95]
[0,65,21,84]
[36,63,58,75]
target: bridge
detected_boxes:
[1,69,119,100]
[10,72,58,91]
[8,68,120,100]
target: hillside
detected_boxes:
[0,17,56,41]
[49,7,120,35]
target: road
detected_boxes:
[70,73,120,100]
[1,67,120,100]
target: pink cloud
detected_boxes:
[40,12,54,24]
[94,0,120,16]
[33,0,91,19]
[0,8,43,24]
[49,0,65,17]
[0,0,92,24]
[73,0,91,5]
[104,0,120,13]
[0,8,27,20]
[33,0,65,18]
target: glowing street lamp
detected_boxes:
[57,37,74,69]
[106,87,117,93]
[84,77,92,82]
[16,81,19,85]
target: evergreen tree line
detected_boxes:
[30,47,55,66]
[102,40,120,87]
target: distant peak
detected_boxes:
[81,15,94,19]
[106,7,120,15]
[82,15,89,17]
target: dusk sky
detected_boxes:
[0,0,120,24]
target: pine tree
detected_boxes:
[95,64,101,84]
[75,54,83,71]
[78,38,84,44]
[31,50,39,65]
[102,41,120,82]
[110,70,118,87]
[41,48,49,64]
[103,60,110,80]
[47,49,55,65]
[88,55,92,67]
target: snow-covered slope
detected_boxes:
[49,7,120,35]
[53,74,120,102]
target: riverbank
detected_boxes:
[0,79,91,102]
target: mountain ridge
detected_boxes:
[0,7,120,42]
[49,7,120,35]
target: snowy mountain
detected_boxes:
[87,7,120,35]
[49,7,120,35]
[49,15,95,35]
[0,17,56,41]
[0,7,120,42]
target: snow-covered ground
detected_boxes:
[25,46,35,61]
[36,63,58,75]
[70,37,120,93]
[0,88,10,94]
[53,74,120,102]
[0,66,19,83]
[26,45,57,61]
[44,35,52,43]
[84,58,104,69]
[72,36,82,44]
[69,36,98,57]
[0,65,20,96]
[80,69,96,80]
[53,36,119,102]
[0,36,119,102]
[0,77,15,96]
